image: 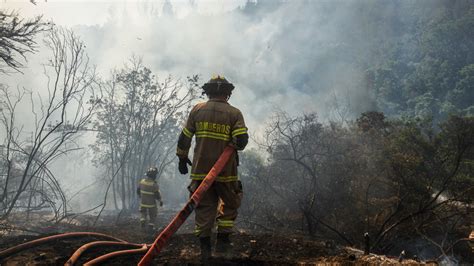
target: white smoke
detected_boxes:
[1,0,381,211]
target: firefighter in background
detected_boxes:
[176,75,248,260]
[137,167,163,230]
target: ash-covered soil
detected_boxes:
[0,210,437,265]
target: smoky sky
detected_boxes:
[1,0,397,210]
[73,0,378,133]
[2,0,388,135]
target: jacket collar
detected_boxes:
[208,98,228,104]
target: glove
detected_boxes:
[178,157,192,174]
[234,133,249,150]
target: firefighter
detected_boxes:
[176,75,248,260]
[137,166,163,230]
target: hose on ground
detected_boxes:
[65,240,144,266]
[83,244,149,265]
[0,232,126,260]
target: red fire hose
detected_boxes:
[0,232,125,260]
[65,241,144,265]
[83,244,149,265]
[138,146,235,266]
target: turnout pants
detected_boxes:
[140,206,157,226]
[189,180,243,238]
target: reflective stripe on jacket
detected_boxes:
[177,99,247,181]
[138,178,161,208]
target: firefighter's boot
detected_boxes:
[215,233,232,255]
[199,237,212,262]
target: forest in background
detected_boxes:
[1,0,473,262]
[237,0,474,122]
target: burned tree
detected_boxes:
[92,59,199,214]
[365,115,474,253]
[242,112,356,244]
[240,111,473,258]
[0,27,100,221]
[0,10,47,73]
